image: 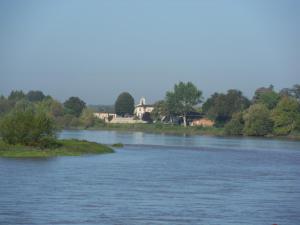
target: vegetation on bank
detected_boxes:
[0,139,114,158]
[0,83,300,140]
[0,100,113,158]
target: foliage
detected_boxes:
[272,97,300,135]
[64,96,86,117]
[224,112,244,136]
[114,92,135,116]
[151,100,168,121]
[254,90,280,109]
[0,96,14,115]
[27,90,46,102]
[8,90,26,102]
[203,89,250,125]
[243,104,273,136]
[0,106,56,147]
[79,108,104,128]
[165,81,202,126]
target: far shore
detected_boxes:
[63,123,300,141]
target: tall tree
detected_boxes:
[202,89,250,125]
[114,92,135,116]
[64,97,86,117]
[165,82,202,127]
[27,90,46,102]
[255,91,280,109]
[151,100,168,121]
[8,90,26,102]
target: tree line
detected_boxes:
[150,83,300,136]
[1,83,300,140]
[0,90,103,130]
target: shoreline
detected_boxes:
[64,123,300,141]
[0,139,114,158]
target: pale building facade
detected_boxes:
[134,97,154,119]
[93,112,117,123]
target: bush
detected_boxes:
[243,104,273,136]
[0,107,57,147]
[272,97,300,135]
[224,112,244,136]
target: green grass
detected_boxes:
[0,139,114,158]
[89,123,225,136]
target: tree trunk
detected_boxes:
[183,114,187,127]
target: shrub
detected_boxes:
[224,112,244,136]
[272,97,300,135]
[243,104,273,136]
[0,107,57,147]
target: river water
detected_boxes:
[1,130,300,225]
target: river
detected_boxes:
[1,130,300,225]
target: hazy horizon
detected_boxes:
[1,0,299,105]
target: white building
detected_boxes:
[93,112,117,122]
[134,97,154,119]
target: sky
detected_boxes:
[0,0,299,105]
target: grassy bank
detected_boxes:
[0,139,114,158]
[88,123,225,136]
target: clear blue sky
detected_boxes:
[0,0,299,104]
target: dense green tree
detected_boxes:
[79,108,98,128]
[114,92,135,116]
[203,89,250,125]
[272,97,300,135]
[27,90,46,102]
[224,112,244,136]
[8,90,26,102]
[165,82,202,126]
[0,96,14,115]
[255,91,280,109]
[151,100,168,121]
[0,106,56,147]
[243,104,273,136]
[64,97,86,117]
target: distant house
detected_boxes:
[190,118,214,127]
[134,97,154,119]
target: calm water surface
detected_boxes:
[1,130,300,225]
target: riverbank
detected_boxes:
[0,139,114,158]
[90,123,225,136]
[72,123,300,141]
